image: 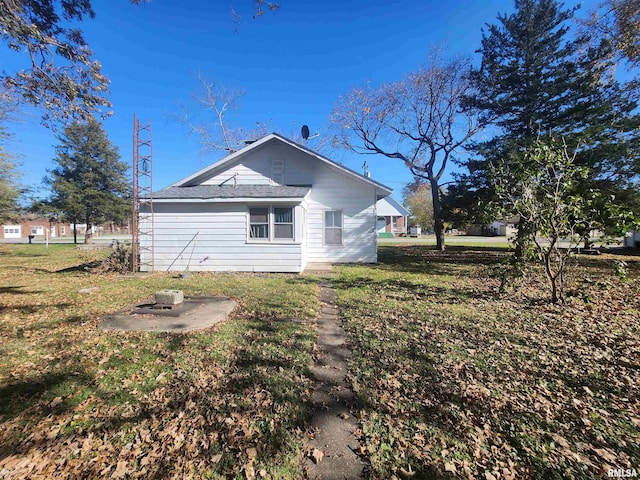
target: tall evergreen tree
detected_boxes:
[46,118,130,243]
[457,0,640,255]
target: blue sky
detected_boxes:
[6,0,596,200]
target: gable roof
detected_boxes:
[376,196,410,217]
[170,133,393,195]
[152,185,310,202]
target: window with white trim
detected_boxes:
[324,211,343,245]
[249,207,269,239]
[274,207,294,239]
[60,226,66,235]
[248,206,295,242]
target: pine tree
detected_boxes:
[46,118,130,243]
[457,0,640,255]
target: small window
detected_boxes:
[249,207,269,239]
[60,226,66,235]
[324,211,343,245]
[274,207,294,239]
[271,160,284,185]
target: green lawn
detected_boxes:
[335,245,640,479]
[0,244,319,479]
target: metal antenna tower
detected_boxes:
[131,114,154,272]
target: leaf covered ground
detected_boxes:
[2,243,639,479]
[336,245,640,480]
[0,244,319,479]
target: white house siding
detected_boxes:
[304,166,378,264]
[140,202,304,272]
[201,142,316,187]
[3,225,21,239]
[202,162,271,186]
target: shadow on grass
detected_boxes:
[0,302,73,316]
[377,244,510,271]
[0,315,315,478]
[0,251,49,258]
[286,275,323,285]
[0,371,94,423]
[55,261,102,273]
[333,275,496,303]
[0,286,44,295]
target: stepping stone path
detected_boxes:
[305,281,366,479]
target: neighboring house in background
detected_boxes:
[375,196,409,236]
[466,216,520,236]
[141,133,393,272]
[489,217,519,236]
[1,218,73,240]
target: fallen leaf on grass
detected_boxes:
[399,466,416,477]
[244,464,255,479]
[246,447,257,460]
[552,434,570,449]
[312,448,324,464]
[112,461,127,478]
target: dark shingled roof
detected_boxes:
[151,185,311,200]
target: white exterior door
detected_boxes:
[376,217,387,234]
[3,225,21,238]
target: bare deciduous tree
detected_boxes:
[582,0,640,68]
[179,73,269,156]
[331,52,483,250]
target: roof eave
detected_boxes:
[151,196,308,203]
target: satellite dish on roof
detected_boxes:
[301,125,310,140]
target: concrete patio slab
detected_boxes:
[98,296,236,333]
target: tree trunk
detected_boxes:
[513,217,534,266]
[73,222,77,244]
[429,177,445,251]
[543,250,559,304]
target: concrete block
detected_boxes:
[155,290,184,305]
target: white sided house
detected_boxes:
[375,196,409,236]
[141,133,392,272]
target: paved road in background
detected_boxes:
[378,235,624,248]
[379,235,510,244]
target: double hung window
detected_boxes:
[249,206,294,241]
[249,208,269,239]
[274,207,293,239]
[324,211,343,245]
